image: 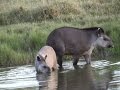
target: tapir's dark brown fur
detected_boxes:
[46,27,113,68]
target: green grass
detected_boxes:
[0,0,120,67]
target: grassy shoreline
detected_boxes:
[0,0,120,67]
[0,20,120,67]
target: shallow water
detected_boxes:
[0,59,120,90]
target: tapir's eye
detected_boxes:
[103,38,108,41]
[43,66,47,68]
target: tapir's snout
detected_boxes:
[107,44,114,48]
[43,65,51,73]
[107,41,114,48]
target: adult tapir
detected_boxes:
[46,27,113,68]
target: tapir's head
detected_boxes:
[95,28,114,48]
[35,55,50,74]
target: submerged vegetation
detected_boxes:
[0,0,120,67]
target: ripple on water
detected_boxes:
[0,65,40,89]
[91,60,110,69]
[109,70,120,90]
[0,60,119,90]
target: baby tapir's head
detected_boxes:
[35,55,50,74]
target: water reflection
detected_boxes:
[0,60,119,90]
[36,71,58,90]
[58,64,112,90]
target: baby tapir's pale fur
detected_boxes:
[35,46,57,73]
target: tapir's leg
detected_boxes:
[84,54,91,64]
[57,55,63,68]
[73,55,79,66]
[51,38,65,69]
[56,43,65,69]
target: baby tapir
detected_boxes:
[35,46,57,74]
[46,27,113,68]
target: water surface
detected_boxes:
[0,59,120,90]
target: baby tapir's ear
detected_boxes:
[37,56,40,61]
[44,55,47,60]
[97,27,104,37]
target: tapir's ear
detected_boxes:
[98,28,104,34]
[37,56,40,61]
[44,55,47,60]
[97,28,104,37]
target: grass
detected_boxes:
[0,0,120,67]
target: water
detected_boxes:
[0,59,120,90]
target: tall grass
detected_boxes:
[0,0,119,25]
[0,0,120,67]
